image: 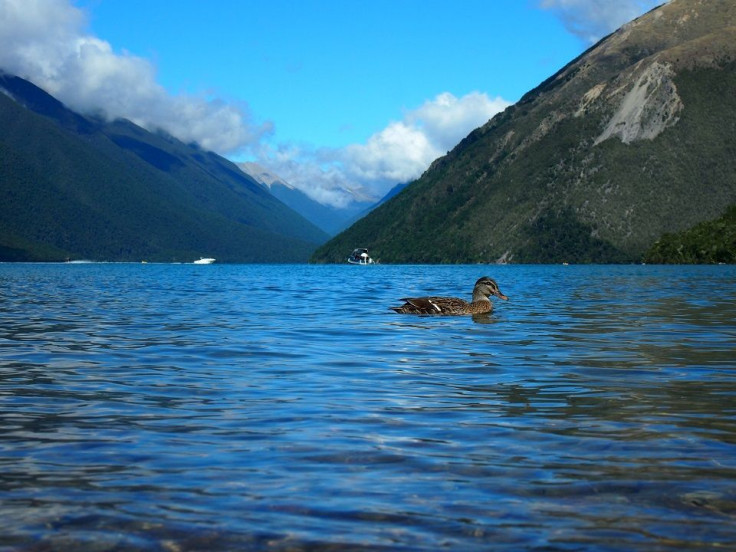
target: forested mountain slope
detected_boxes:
[0,73,328,262]
[312,0,736,264]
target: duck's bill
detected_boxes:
[496,292,509,301]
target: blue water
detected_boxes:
[1,263,735,551]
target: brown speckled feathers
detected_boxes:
[390,277,508,315]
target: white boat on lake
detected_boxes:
[193,257,216,264]
[347,248,374,265]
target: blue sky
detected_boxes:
[80,1,580,147]
[1,0,663,206]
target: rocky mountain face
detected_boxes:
[0,73,328,262]
[312,0,736,263]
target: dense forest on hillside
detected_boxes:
[0,73,327,262]
[644,204,736,263]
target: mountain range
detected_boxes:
[237,162,375,235]
[0,73,328,263]
[312,0,736,264]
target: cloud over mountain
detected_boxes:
[1,0,662,209]
[539,0,665,44]
[0,0,272,153]
[254,92,511,207]
[0,0,508,207]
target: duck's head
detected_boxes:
[474,276,509,301]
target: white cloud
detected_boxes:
[0,0,509,208]
[539,0,665,44]
[0,0,271,154]
[256,92,512,207]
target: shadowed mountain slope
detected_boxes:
[0,73,328,262]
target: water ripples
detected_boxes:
[1,263,735,550]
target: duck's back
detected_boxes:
[391,296,488,315]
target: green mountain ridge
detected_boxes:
[312,0,736,264]
[0,73,328,263]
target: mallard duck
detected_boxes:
[390,276,508,315]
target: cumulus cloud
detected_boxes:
[539,0,665,44]
[0,0,271,154]
[257,92,512,207]
[0,0,508,208]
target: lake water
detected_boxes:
[1,263,735,551]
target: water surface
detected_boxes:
[1,263,735,550]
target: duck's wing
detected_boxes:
[391,296,467,314]
[390,297,430,314]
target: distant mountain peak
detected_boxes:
[237,161,377,236]
[238,162,294,190]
